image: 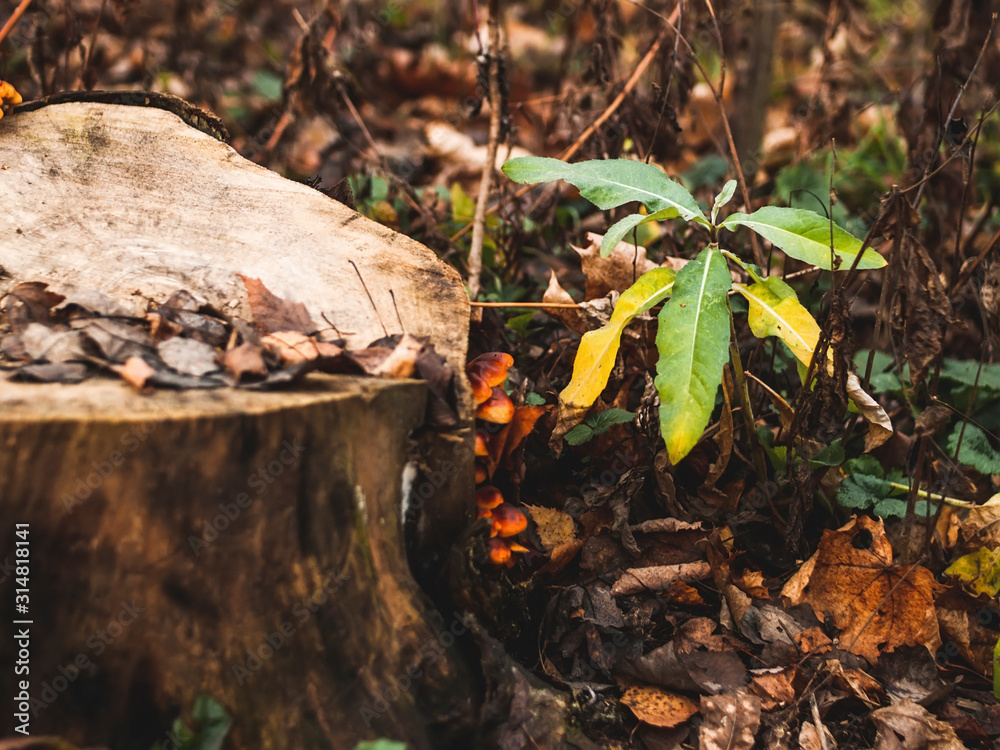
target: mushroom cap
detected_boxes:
[476,386,515,424]
[475,485,504,510]
[491,502,528,538]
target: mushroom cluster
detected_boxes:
[467,352,532,567]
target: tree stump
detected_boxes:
[0,93,478,748]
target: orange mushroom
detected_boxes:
[488,538,512,565]
[468,370,493,405]
[466,352,513,388]
[476,386,515,424]
[474,429,490,456]
[476,485,503,510]
[474,463,488,484]
[490,503,528,538]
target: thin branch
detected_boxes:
[0,0,33,47]
[467,0,504,300]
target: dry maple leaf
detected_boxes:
[781,516,941,663]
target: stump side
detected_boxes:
[0,376,478,748]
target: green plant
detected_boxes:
[152,695,231,750]
[502,156,889,464]
[564,408,635,446]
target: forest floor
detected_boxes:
[2,0,1000,748]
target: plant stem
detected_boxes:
[726,297,768,485]
[886,481,975,509]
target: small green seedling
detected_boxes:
[502,157,889,463]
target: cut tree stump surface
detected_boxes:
[0,99,468,363]
[0,96,477,748]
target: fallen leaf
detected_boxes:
[781,516,941,663]
[961,492,1000,547]
[524,505,576,553]
[372,333,423,378]
[749,667,796,710]
[157,336,220,377]
[699,688,760,750]
[116,356,157,389]
[870,700,966,750]
[240,274,315,334]
[574,232,658,300]
[944,546,1000,597]
[620,685,699,728]
[611,561,712,595]
[221,342,268,381]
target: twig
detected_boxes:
[78,0,108,89]
[451,5,681,243]
[470,301,580,308]
[0,0,33,48]
[910,13,996,209]
[467,0,504,300]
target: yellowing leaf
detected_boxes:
[738,277,820,367]
[945,546,1000,597]
[560,267,675,409]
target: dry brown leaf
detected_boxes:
[870,700,966,750]
[749,667,796,711]
[960,492,1000,547]
[780,516,940,663]
[794,626,834,657]
[117,355,156,390]
[699,688,760,750]
[574,232,657,300]
[620,685,699,729]
[221,342,268,381]
[846,372,893,451]
[424,120,533,172]
[611,561,712,596]
[261,331,321,365]
[240,274,315,334]
[542,272,587,334]
[372,333,423,379]
[524,505,576,553]
[823,661,885,706]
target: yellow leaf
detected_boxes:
[945,546,1000,597]
[560,267,675,409]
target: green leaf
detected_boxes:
[190,695,232,750]
[502,157,708,225]
[601,206,678,257]
[940,359,1000,394]
[353,742,409,750]
[525,392,546,406]
[561,267,676,409]
[711,179,737,224]
[587,408,636,434]
[654,245,733,463]
[947,423,1000,474]
[564,424,595,446]
[838,471,892,510]
[720,206,885,270]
